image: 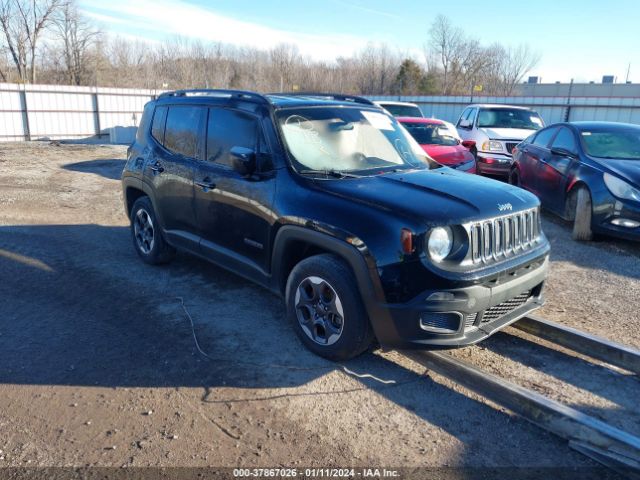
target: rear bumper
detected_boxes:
[373,255,549,349]
[476,153,512,176]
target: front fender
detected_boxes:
[270,225,400,346]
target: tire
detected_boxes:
[285,254,374,361]
[570,187,594,241]
[508,168,521,187]
[130,196,176,264]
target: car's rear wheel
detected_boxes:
[508,168,521,187]
[569,187,594,241]
[130,196,176,264]
[285,254,374,361]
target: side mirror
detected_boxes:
[461,140,476,150]
[459,119,471,129]
[230,146,256,176]
[550,147,576,158]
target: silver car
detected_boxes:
[456,104,544,176]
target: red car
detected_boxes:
[398,117,477,173]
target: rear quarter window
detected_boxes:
[136,102,154,142]
[151,106,168,144]
[532,127,558,148]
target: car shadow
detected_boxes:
[62,158,126,180]
[0,223,616,472]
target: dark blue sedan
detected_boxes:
[509,121,640,241]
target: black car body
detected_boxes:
[122,89,550,359]
[510,122,640,241]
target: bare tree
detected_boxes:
[495,44,540,95]
[428,14,463,95]
[0,0,63,83]
[52,0,100,85]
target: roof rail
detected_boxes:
[157,89,270,104]
[271,92,376,106]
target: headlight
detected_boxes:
[603,173,640,202]
[427,227,453,262]
[481,140,502,152]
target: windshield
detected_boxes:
[581,130,640,160]
[401,122,458,146]
[380,104,423,117]
[277,107,436,174]
[477,108,543,130]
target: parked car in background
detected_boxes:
[374,100,424,118]
[510,121,640,241]
[123,89,549,360]
[398,117,476,173]
[456,104,544,176]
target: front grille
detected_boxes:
[481,290,532,323]
[505,142,519,154]
[469,208,541,265]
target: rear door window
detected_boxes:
[163,105,203,158]
[532,127,559,148]
[206,108,260,167]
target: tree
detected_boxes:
[52,0,101,85]
[0,0,63,83]
[394,58,436,95]
[428,14,463,95]
[495,44,540,95]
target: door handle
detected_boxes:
[150,162,164,173]
[196,179,216,190]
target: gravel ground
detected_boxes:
[0,142,637,472]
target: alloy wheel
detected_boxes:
[294,276,344,345]
[133,208,155,254]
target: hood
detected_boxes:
[593,158,640,186]
[420,144,474,166]
[480,127,537,140]
[314,167,538,226]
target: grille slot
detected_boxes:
[419,312,461,333]
[506,142,518,154]
[468,208,540,264]
[481,290,532,323]
[465,313,478,329]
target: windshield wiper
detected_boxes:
[297,169,362,178]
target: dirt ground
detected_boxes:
[0,142,638,472]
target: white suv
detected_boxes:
[456,104,544,176]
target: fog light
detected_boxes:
[426,292,455,302]
[611,218,640,228]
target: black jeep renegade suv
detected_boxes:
[122,89,550,360]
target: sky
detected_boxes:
[79,0,640,83]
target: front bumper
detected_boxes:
[375,255,549,349]
[476,152,512,176]
[594,197,640,241]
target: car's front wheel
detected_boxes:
[285,254,374,361]
[569,187,594,241]
[130,196,176,264]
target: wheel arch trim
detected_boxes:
[271,225,399,346]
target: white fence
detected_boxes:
[2,83,640,143]
[0,83,162,142]
[368,95,640,126]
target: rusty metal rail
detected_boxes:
[513,315,640,375]
[402,349,640,477]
